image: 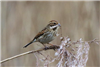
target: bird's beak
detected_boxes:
[58,23,61,27]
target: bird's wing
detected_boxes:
[33,30,45,41]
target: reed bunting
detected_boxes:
[23,20,61,48]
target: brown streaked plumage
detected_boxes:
[23,20,61,48]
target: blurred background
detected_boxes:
[1,1,100,67]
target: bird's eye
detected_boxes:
[54,23,56,24]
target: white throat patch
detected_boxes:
[50,25,58,29]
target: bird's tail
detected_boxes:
[23,41,34,48]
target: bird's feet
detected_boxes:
[44,46,48,50]
[49,43,57,51]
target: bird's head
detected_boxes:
[47,20,61,31]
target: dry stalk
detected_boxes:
[0,45,59,63]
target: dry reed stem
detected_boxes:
[0,45,59,63]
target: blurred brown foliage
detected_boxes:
[1,1,100,67]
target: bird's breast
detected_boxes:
[38,31,56,44]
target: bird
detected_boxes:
[23,20,61,48]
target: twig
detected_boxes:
[0,45,59,63]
